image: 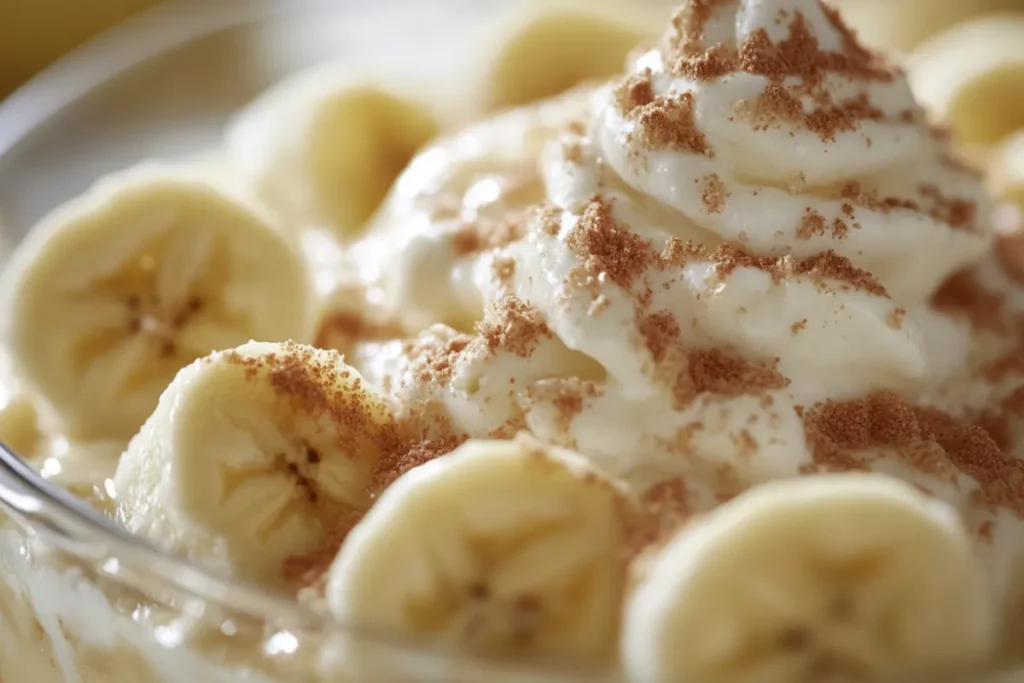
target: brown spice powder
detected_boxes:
[675,243,887,297]
[996,230,1024,286]
[839,182,919,215]
[631,92,712,157]
[666,0,733,57]
[797,208,826,240]
[791,250,888,297]
[223,343,382,444]
[473,297,553,358]
[915,408,1024,515]
[372,432,466,492]
[637,311,694,407]
[932,270,1007,334]
[615,69,656,113]
[552,387,584,434]
[700,173,728,214]
[801,391,1024,516]
[918,183,977,232]
[315,310,403,351]
[450,215,527,256]
[626,477,692,557]
[566,198,653,289]
[404,332,474,388]
[687,348,789,398]
[737,13,893,87]
[800,391,918,472]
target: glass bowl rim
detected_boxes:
[0,3,606,679]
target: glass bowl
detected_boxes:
[0,2,1017,683]
[0,1,623,681]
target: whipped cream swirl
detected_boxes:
[353,0,1005,534]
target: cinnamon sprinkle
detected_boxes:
[566,198,653,288]
[626,477,692,556]
[552,387,584,434]
[315,310,403,351]
[687,348,789,399]
[473,297,553,358]
[450,215,527,256]
[404,331,474,387]
[736,12,893,86]
[637,311,693,407]
[700,173,728,214]
[790,250,887,297]
[839,182,919,214]
[801,391,1024,516]
[223,344,384,443]
[996,229,1024,286]
[665,0,733,58]
[932,270,1007,333]
[740,85,883,143]
[372,432,466,492]
[800,391,922,473]
[797,208,826,240]
[918,183,976,232]
[615,69,656,112]
[628,92,712,157]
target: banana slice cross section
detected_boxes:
[909,14,1024,148]
[622,473,994,683]
[326,437,628,674]
[225,67,440,235]
[481,2,653,112]
[0,165,312,440]
[114,341,391,588]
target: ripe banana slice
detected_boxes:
[0,164,312,441]
[0,353,40,458]
[989,132,1024,205]
[113,341,392,588]
[831,0,1024,53]
[325,436,628,676]
[225,66,440,235]
[909,14,1024,148]
[622,473,994,683]
[480,1,654,112]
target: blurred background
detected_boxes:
[2,0,1024,100]
[0,0,164,98]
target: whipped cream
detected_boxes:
[359,0,1005,530]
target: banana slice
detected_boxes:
[325,436,629,675]
[480,1,653,112]
[0,164,312,441]
[113,341,392,588]
[989,132,1024,205]
[622,473,994,683]
[909,14,1024,148]
[832,0,1024,54]
[0,359,40,458]
[225,66,440,235]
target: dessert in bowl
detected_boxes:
[0,1,1023,682]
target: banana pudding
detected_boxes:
[0,1,1023,682]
